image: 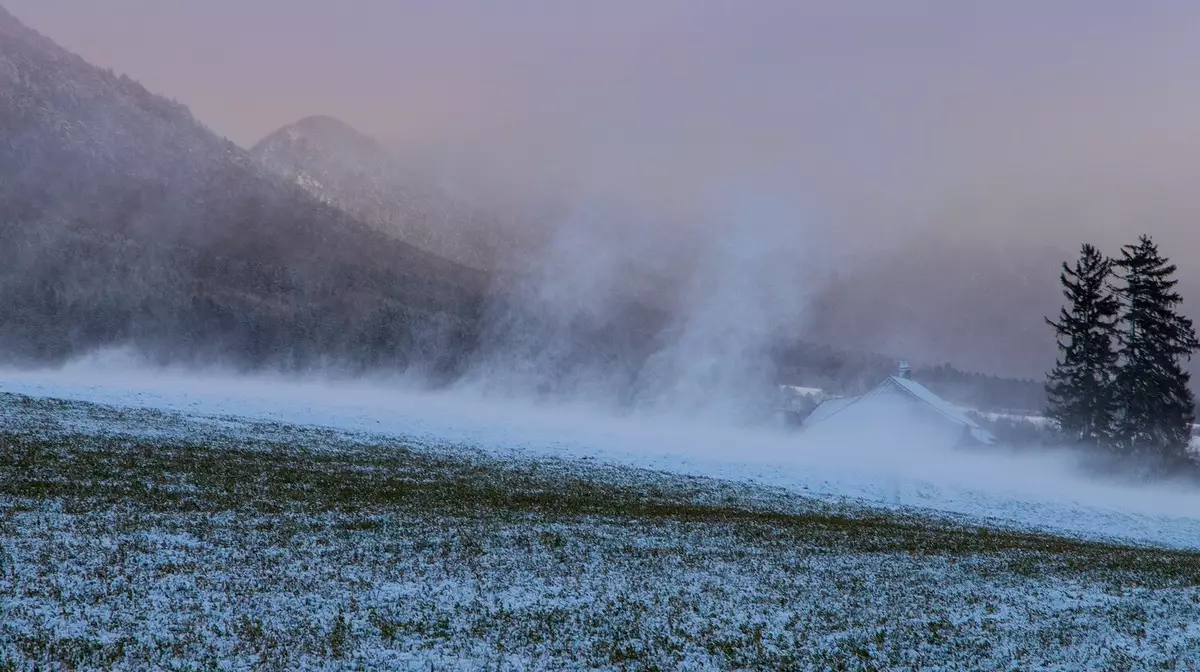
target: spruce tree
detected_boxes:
[1112,235,1200,461]
[1045,243,1120,446]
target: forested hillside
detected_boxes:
[251,116,528,272]
[0,6,483,376]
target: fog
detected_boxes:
[5,1,1200,460]
[10,1,1200,244]
[7,354,1200,548]
[456,189,830,419]
[11,1,1200,378]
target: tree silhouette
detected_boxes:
[1045,243,1120,447]
[1112,235,1199,461]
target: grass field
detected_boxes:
[3,391,1200,670]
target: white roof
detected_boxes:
[803,396,856,424]
[804,375,996,445]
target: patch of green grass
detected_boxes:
[4,427,1199,589]
[4,390,1200,669]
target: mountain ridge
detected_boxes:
[0,4,485,373]
[251,115,519,272]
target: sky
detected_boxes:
[10,0,1200,250]
[9,1,1200,378]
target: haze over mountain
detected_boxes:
[0,6,724,412]
[251,116,529,272]
[245,115,1088,382]
[6,1,1200,412]
[806,241,1069,379]
[0,5,482,374]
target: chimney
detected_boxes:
[898,360,911,379]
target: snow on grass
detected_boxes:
[4,389,1200,669]
[4,364,1200,549]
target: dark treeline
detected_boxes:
[1045,238,1200,468]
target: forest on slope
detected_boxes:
[0,6,486,377]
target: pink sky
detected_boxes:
[8,1,1200,251]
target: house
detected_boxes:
[802,361,997,447]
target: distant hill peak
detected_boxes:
[252,115,383,158]
[250,116,523,271]
[288,114,363,136]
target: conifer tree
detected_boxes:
[1112,235,1199,461]
[1045,243,1120,446]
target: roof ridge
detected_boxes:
[885,376,984,429]
[803,375,997,445]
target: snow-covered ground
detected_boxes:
[2,362,1200,550]
[6,363,1200,669]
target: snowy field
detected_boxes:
[3,363,1200,549]
[4,364,1200,668]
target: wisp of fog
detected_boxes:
[8,350,1200,549]
[7,0,1200,552]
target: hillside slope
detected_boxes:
[0,6,484,373]
[252,116,521,271]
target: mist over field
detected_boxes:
[7,352,1200,534]
[2,0,1197,456]
[11,4,1200,668]
[12,0,1200,382]
[4,0,1200,459]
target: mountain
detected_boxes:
[0,5,484,373]
[251,116,522,271]
[0,6,1094,407]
